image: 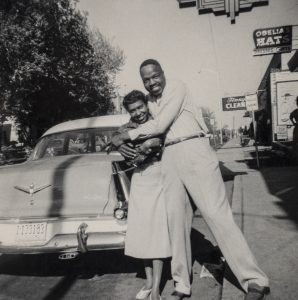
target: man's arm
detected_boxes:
[128,81,186,141]
[107,123,136,158]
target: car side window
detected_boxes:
[68,132,91,154]
[43,138,64,158]
[95,133,108,152]
[32,127,120,160]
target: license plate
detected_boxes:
[16,222,47,241]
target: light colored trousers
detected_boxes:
[161,137,269,295]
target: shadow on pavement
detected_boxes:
[235,147,294,169]
[223,265,244,292]
[0,249,141,278]
[259,166,298,229]
[0,250,143,300]
[43,275,77,300]
[224,148,298,294]
[219,161,247,181]
[237,148,298,228]
[157,228,225,294]
[191,229,224,284]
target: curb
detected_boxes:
[221,174,245,300]
[231,175,243,220]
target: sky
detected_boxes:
[77,0,298,128]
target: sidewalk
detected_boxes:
[217,138,298,300]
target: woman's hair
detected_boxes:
[123,90,147,110]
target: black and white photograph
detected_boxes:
[0,0,298,299]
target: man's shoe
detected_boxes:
[244,283,270,300]
[166,291,186,300]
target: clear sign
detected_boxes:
[222,96,246,111]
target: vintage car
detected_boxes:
[0,114,132,259]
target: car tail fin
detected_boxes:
[111,161,133,202]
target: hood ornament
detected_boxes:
[14,183,51,205]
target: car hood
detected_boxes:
[0,154,124,219]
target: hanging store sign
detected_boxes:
[253,25,292,56]
[245,93,259,111]
[222,96,246,111]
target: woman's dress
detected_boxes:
[124,160,171,258]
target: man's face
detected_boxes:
[126,99,149,124]
[140,64,166,97]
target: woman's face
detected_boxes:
[126,99,149,124]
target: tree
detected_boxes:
[0,0,124,146]
[0,98,9,152]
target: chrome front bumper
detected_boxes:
[0,216,127,254]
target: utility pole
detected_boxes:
[219,119,223,144]
[246,93,260,169]
[232,115,235,138]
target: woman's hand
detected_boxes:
[118,143,137,160]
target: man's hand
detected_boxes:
[110,132,130,148]
[138,138,163,155]
[118,143,137,160]
[138,140,153,155]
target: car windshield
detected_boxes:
[31,127,118,160]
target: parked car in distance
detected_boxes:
[0,153,6,166]
[0,114,131,259]
[0,145,29,166]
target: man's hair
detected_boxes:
[123,90,147,110]
[139,59,162,71]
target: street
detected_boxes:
[0,178,231,300]
[0,178,233,300]
[1,1,298,299]
[0,138,297,300]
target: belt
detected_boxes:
[165,132,207,147]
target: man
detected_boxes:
[112,59,270,300]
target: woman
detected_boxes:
[117,90,171,300]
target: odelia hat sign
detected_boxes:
[253,25,292,56]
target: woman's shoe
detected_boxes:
[136,286,152,300]
[149,295,162,300]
